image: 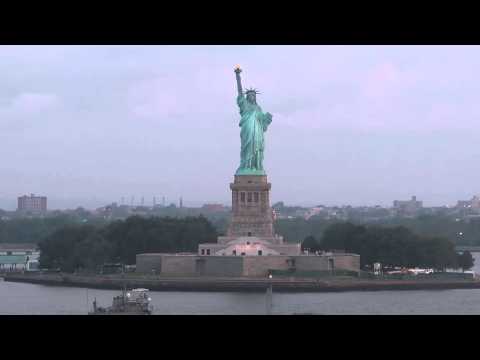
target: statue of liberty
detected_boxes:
[234,65,272,175]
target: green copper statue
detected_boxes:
[234,65,272,176]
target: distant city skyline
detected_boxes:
[1,193,477,211]
[2,45,480,209]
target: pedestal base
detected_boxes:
[199,237,301,256]
[228,175,274,238]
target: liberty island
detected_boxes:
[134,66,360,276]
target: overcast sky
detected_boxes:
[1,45,480,210]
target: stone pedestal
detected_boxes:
[199,174,301,256]
[226,175,279,240]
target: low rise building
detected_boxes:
[304,207,326,220]
[0,243,40,272]
[456,195,480,214]
[393,196,423,216]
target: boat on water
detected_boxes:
[89,288,153,315]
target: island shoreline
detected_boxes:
[3,273,480,293]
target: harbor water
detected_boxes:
[1,279,480,314]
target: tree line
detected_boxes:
[39,216,217,272]
[301,222,474,271]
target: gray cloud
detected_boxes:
[1,45,480,209]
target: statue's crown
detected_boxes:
[245,87,260,95]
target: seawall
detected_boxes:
[4,273,480,293]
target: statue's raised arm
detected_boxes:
[234,65,243,97]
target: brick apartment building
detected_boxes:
[17,194,47,213]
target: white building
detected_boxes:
[0,243,40,272]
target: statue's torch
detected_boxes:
[234,65,243,96]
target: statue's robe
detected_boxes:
[237,95,272,172]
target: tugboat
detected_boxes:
[89,288,153,315]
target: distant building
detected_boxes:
[17,194,47,213]
[393,196,423,216]
[456,195,480,212]
[0,243,40,272]
[95,203,118,218]
[304,207,326,220]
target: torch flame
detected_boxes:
[234,64,241,70]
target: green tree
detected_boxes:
[301,236,319,252]
[457,251,475,271]
[38,224,97,272]
[321,222,366,252]
[320,222,458,270]
[38,215,218,272]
